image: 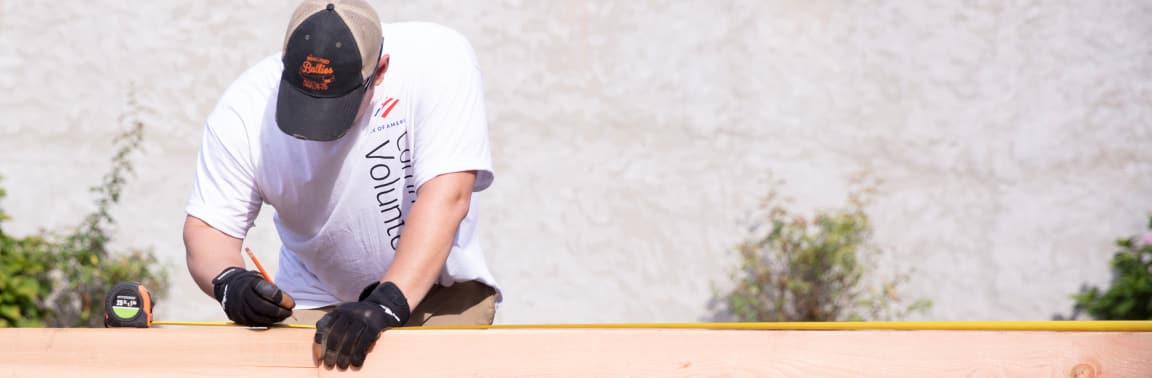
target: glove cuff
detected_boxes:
[357,281,380,302]
[361,281,411,326]
[211,266,248,303]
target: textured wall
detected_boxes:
[1,1,1149,324]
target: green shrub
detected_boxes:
[0,182,53,327]
[0,95,168,327]
[1072,216,1152,320]
[714,178,930,322]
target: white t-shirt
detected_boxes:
[186,22,499,309]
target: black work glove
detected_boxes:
[313,281,410,369]
[212,267,294,326]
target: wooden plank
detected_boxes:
[0,328,315,377]
[346,329,1152,377]
[1,328,1150,377]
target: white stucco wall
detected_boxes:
[1,1,1149,324]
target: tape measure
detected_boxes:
[103,281,154,328]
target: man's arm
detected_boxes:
[184,214,294,326]
[382,170,477,311]
[312,170,476,368]
[184,215,245,296]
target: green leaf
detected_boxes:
[15,318,44,327]
[907,299,933,313]
[1117,238,1133,248]
[13,279,40,298]
[0,305,20,320]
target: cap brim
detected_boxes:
[275,78,365,141]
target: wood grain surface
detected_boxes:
[0,328,1149,377]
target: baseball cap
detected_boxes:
[276,0,382,141]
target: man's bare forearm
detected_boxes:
[184,215,246,297]
[382,171,476,311]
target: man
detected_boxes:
[183,0,500,369]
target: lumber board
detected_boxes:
[0,328,314,377]
[0,328,1149,377]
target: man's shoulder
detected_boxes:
[204,54,281,136]
[386,21,471,44]
[384,22,477,62]
[218,54,283,106]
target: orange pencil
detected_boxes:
[244,247,273,283]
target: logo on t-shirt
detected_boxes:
[375,98,400,119]
[369,98,405,134]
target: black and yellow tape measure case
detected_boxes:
[103,281,154,328]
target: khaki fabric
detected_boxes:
[283,0,383,77]
[288,281,497,327]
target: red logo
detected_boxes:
[376,98,400,119]
[299,55,335,91]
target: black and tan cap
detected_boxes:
[277,0,382,141]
